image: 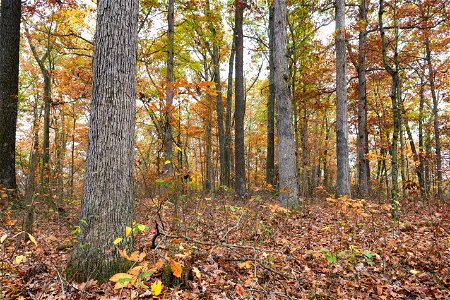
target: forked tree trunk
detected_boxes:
[67,0,139,282]
[0,0,21,191]
[273,0,299,208]
[379,0,400,220]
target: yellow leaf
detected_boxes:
[170,259,182,278]
[175,146,182,152]
[113,237,123,245]
[15,255,26,265]
[192,266,201,279]
[321,225,330,231]
[164,160,171,165]
[125,226,132,237]
[110,273,133,282]
[410,269,420,275]
[27,233,37,245]
[239,260,253,269]
[0,234,7,243]
[151,280,163,296]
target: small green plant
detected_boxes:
[363,250,374,266]
[320,248,337,264]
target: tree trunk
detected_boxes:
[224,39,235,188]
[204,62,214,193]
[379,0,400,220]
[56,110,66,203]
[418,71,426,197]
[300,107,308,196]
[40,71,52,194]
[335,0,351,197]
[67,0,139,282]
[210,22,226,188]
[425,36,442,199]
[357,0,369,197]
[0,0,21,191]
[266,4,275,187]
[273,0,299,208]
[234,0,246,195]
[22,98,41,239]
[404,117,425,198]
[164,0,175,177]
[70,114,77,198]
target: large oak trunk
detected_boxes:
[67,0,139,282]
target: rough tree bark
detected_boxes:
[335,0,351,197]
[0,0,21,191]
[273,0,299,208]
[266,4,275,187]
[164,0,175,177]
[357,0,369,197]
[67,0,139,282]
[234,0,246,195]
[224,38,235,188]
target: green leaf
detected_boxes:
[137,224,146,231]
[117,277,133,283]
[325,254,337,264]
[139,281,149,289]
[363,250,373,258]
[137,272,153,279]
[80,219,88,225]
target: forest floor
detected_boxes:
[1,191,449,299]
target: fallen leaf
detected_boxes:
[192,266,201,279]
[15,255,27,265]
[151,280,163,296]
[239,260,253,269]
[27,233,37,245]
[171,259,182,278]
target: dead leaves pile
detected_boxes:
[1,194,449,299]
